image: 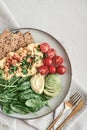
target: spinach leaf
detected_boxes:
[0,92,17,103]
[0,83,16,88]
[25,99,37,108]
[25,99,48,112]
[0,68,4,77]
[0,97,9,103]
[17,76,31,85]
[8,76,20,85]
[10,101,30,114]
[2,103,14,114]
[17,81,30,91]
[19,92,41,100]
[19,89,33,95]
[0,77,7,85]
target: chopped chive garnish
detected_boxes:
[22,67,28,75]
[36,45,40,51]
[26,54,31,59]
[9,70,13,74]
[10,66,18,72]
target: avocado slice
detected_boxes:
[44,89,61,97]
[30,73,44,94]
[44,74,61,97]
[46,86,61,93]
[45,74,61,85]
[45,83,61,90]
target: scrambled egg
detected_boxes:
[0,43,43,80]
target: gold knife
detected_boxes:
[56,99,84,130]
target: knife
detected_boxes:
[56,99,84,130]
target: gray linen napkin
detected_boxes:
[0,1,87,130]
[0,0,19,32]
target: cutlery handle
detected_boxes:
[56,100,84,130]
[47,111,64,130]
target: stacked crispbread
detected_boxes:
[0,30,34,60]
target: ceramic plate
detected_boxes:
[0,28,72,119]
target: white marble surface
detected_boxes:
[1,0,87,130]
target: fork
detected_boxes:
[47,92,82,130]
[56,99,84,130]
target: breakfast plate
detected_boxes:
[0,28,72,119]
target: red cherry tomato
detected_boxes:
[43,57,52,66]
[39,65,49,75]
[53,56,63,65]
[47,48,56,58]
[56,65,66,75]
[49,66,56,74]
[40,43,50,53]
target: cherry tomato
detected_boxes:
[56,65,66,75]
[49,65,56,74]
[40,43,50,53]
[39,65,49,75]
[47,48,56,58]
[43,57,52,66]
[53,56,63,65]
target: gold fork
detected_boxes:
[47,92,82,130]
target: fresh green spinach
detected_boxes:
[0,75,49,115]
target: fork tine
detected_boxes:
[70,92,79,100]
[71,95,82,105]
[70,92,82,105]
[70,93,80,101]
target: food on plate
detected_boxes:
[0,30,66,115]
[0,43,43,80]
[0,30,34,60]
[40,43,50,53]
[30,73,44,94]
[56,65,66,74]
[38,65,49,75]
[53,55,63,65]
[48,65,56,74]
[47,48,56,58]
[43,57,52,66]
[44,74,61,98]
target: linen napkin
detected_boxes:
[0,0,19,130]
[0,0,19,31]
[0,1,87,130]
